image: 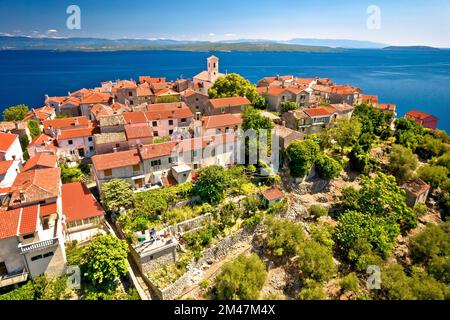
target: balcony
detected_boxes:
[19,237,59,254]
[0,270,28,288]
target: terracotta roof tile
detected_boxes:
[262,188,284,201]
[0,160,14,175]
[0,132,18,152]
[405,110,436,120]
[43,116,89,130]
[304,106,337,117]
[125,124,153,139]
[22,154,58,172]
[9,168,61,206]
[92,149,141,171]
[202,114,243,130]
[0,207,21,239]
[19,205,39,235]
[62,182,104,223]
[209,97,251,109]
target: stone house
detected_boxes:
[401,179,431,208]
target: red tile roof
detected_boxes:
[378,103,396,112]
[304,106,337,117]
[209,97,251,109]
[22,154,58,172]
[9,168,61,206]
[182,89,207,98]
[0,132,18,152]
[145,102,193,120]
[0,207,21,239]
[202,114,243,130]
[139,76,166,84]
[19,205,39,235]
[0,160,14,175]
[62,182,104,223]
[43,116,89,130]
[92,149,141,171]
[262,188,284,201]
[139,141,178,159]
[40,202,57,217]
[125,124,153,139]
[331,85,360,95]
[57,127,97,140]
[405,110,436,121]
[123,111,148,124]
[362,95,379,104]
[81,92,112,104]
[29,133,57,148]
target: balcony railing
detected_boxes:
[0,270,28,288]
[19,237,59,254]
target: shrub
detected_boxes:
[418,165,449,189]
[388,144,419,183]
[298,280,327,300]
[339,273,360,293]
[263,216,305,258]
[214,254,267,300]
[309,205,329,218]
[287,140,320,178]
[314,154,342,180]
[296,241,336,282]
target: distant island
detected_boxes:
[383,45,440,51]
[0,36,339,52]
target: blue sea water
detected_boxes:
[0,49,449,132]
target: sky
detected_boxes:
[0,0,449,47]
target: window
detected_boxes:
[129,91,133,97]
[130,101,134,105]
[168,120,174,126]
[133,164,140,172]
[43,252,54,258]
[104,169,112,177]
[89,146,94,152]
[221,107,225,114]
[88,137,93,142]
[153,131,159,137]
[31,255,43,262]
[180,118,187,123]
[68,140,73,145]
[169,157,177,164]
[151,159,161,167]
[169,130,174,135]
[194,164,199,170]
[195,98,199,102]
[23,234,34,240]
[116,143,120,148]
[211,148,216,157]
[192,150,198,158]
[152,121,157,127]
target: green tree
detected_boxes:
[434,152,450,171]
[219,201,241,230]
[416,135,445,160]
[193,165,228,204]
[296,241,336,282]
[60,164,83,184]
[208,73,261,104]
[83,235,128,290]
[388,144,418,183]
[410,222,449,265]
[418,165,449,189]
[298,279,327,300]
[214,254,267,300]
[287,139,320,178]
[27,120,41,140]
[263,216,305,258]
[325,118,362,153]
[2,104,29,121]
[314,154,342,180]
[101,179,134,212]
[348,144,375,174]
[353,103,393,138]
[0,281,36,300]
[280,101,298,113]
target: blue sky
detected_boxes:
[0,0,449,47]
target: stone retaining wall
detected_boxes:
[144,227,256,300]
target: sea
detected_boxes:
[0,49,449,132]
